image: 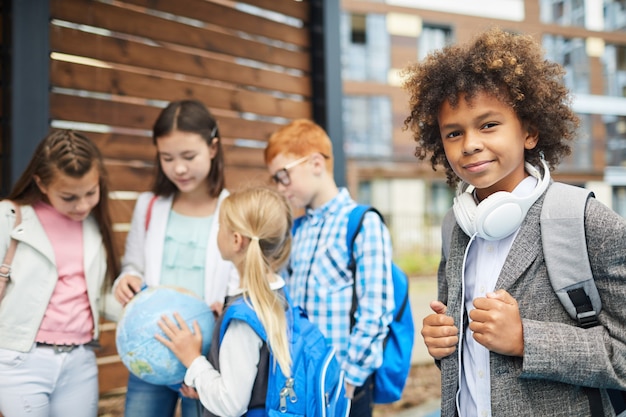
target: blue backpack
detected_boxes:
[346,205,414,404]
[292,205,415,404]
[220,297,351,417]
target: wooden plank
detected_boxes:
[242,0,309,23]
[217,118,282,143]
[97,323,120,358]
[98,360,129,394]
[50,26,311,97]
[53,95,284,144]
[50,61,312,119]
[50,93,159,131]
[90,128,276,162]
[101,150,271,190]
[90,132,155,162]
[122,0,309,48]
[223,145,266,169]
[105,151,271,194]
[224,166,271,190]
[109,199,138,225]
[105,162,154,192]
[51,0,309,71]
[114,231,128,256]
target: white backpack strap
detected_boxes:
[541,182,600,328]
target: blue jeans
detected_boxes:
[124,373,202,417]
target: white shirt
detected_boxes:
[184,275,285,417]
[458,175,538,417]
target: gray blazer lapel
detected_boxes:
[446,225,470,325]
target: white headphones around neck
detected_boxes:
[452,159,551,241]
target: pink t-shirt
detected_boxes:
[34,202,94,345]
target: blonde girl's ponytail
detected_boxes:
[220,187,293,377]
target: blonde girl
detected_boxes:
[157,186,293,417]
[0,130,119,417]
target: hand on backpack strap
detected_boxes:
[469,289,524,357]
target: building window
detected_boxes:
[540,0,585,26]
[557,113,593,171]
[605,114,626,166]
[351,14,366,44]
[602,43,626,97]
[341,13,389,82]
[342,95,392,157]
[357,181,372,205]
[418,25,453,61]
[604,0,626,31]
[543,35,590,94]
[614,186,626,217]
[426,181,453,225]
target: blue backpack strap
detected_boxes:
[292,215,305,236]
[346,205,376,272]
[220,296,296,345]
[346,205,382,327]
[219,298,267,344]
[288,215,306,276]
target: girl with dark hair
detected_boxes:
[113,100,238,417]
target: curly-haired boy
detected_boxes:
[403,27,626,417]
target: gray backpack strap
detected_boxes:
[441,209,456,261]
[541,182,600,328]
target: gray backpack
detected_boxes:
[442,182,626,416]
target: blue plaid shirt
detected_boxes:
[284,188,394,386]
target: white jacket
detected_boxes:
[0,201,108,352]
[114,190,238,308]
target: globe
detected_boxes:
[116,286,215,386]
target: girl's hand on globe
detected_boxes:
[114,275,143,306]
[155,312,203,368]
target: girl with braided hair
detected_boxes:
[0,129,119,417]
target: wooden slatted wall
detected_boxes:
[49,0,311,394]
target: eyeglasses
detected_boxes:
[270,156,310,186]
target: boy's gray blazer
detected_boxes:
[437,185,626,416]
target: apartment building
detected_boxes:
[339,0,626,256]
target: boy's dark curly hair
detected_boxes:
[402,27,580,186]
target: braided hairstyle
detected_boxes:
[8,129,120,282]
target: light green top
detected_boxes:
[160,211,213,298]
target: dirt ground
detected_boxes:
[97,363,441,416]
